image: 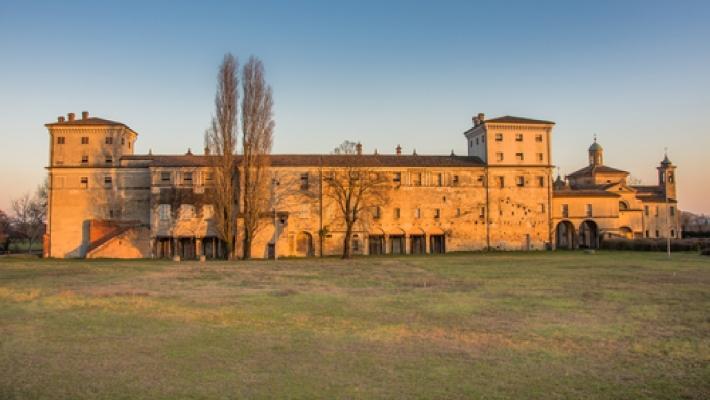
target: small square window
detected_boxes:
[393,172,401,183]
[434,208,441,219]
[413,173,422,186]
[537,176,545,187]
[105,157,113,164]
[105,137,113,145]
[537,153,544,162]
[535,134,543,142]
[80,177,88,189]
[495,133,503,142]
[81,137,89,145]
[452,175,459,185]
[394,208,401,219]
[57,136,65,144]
[515,153,524,161]
[161,172,171,182]
[81,155,88,164]
[183,172,193,184]
[300,173,309,190]
[496,152,504,162]
[104,176,112,188]
[436,173,443,187]
[515,133,523,142]
[498,176,505,188]
[516,176,525,187]
[204,172,214,183]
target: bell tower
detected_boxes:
[657,151,677,200]
[588,135,603,166]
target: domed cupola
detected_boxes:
[588,135,603,166]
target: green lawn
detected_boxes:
[0,252,708,399]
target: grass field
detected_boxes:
[0,252,708,399]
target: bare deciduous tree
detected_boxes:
[11,183,47,254]
[206,53,240,260]
[0,209,10,251]
[240,56,274,259]
[324,141,388,259]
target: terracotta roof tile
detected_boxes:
[485,116,555,125]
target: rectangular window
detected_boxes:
[515,153,524,161]
[434,208,440,219]
[495,133,503,142]
[352,238,360,252]
[645,230,649,238]
[655,230,660,238]
[105,157,113,164]
[121,137,125,145]
[535,134,543,142]
[413,172,422,186]
[496,152,504,162]
[456,208,461,217]
[81,155,88,164]
[479,207,485,218]
[537,176,545,187]
[183,172,193,184]
[516,176,525,187]
[373,206,381,219]
[562,204,569,218]
[104,176,112,188]
[161,172,171,182]
[515,133,523,142]
[180,205,195,219]
[394,208,400,219]
[159,204,170,221]
[105,137,113,145]
[644,205,649,216]
[655,206,659,216]
[475,138,479,145]
[452,175,459,186]
[415,208,421,219]
[498,176,505,188]
[670,206,675,216]
[586,204,593,217]
[81,137,89,145]
[80,177,88,189]
[204,172,214,184]
[436,173,443,187]
[57,136,65,144]
[300,173,309,190]
[537,153,544,162]
[393,172,401,183]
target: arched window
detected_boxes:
[619,201,629,211]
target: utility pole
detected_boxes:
[271,176,280,260]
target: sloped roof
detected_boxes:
[553,189,620,198]
[122,154,486,168]
[631,185,663,194]
[567,164,629,178]
[484,116,555,125]
[45,117,129,128]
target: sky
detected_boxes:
[1,0,709,213]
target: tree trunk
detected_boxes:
[342,223,352,259]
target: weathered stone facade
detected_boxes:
[44,112,680,258]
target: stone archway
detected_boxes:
[619,226,633,239]
[579,220,599,249]
[555,221,576,250]
[295,231,314,257]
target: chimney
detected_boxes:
[356,142,362,155]
[477,112,485,123]
[81,111,89,120]
[67,112,75,122]
[57,116,65,123]
[396,144,402,156]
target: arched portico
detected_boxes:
[579,220,599,249]
[555,220,576,250]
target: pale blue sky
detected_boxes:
[1,0,709,212]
